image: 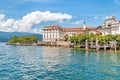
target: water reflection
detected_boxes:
[41,47,72,71]
[110,52,118,63]
[11,46,42,65]
[1,43,120,80]
[85,50,88,56]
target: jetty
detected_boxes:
[85,39,117,52]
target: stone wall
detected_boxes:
[56,41,71,47]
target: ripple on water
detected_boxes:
[0,43,120,80]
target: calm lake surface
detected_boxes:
[0,43,120,80]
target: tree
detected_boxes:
[9,36,38,44]
[97,35,107,44]
[64,34,69,41]
[116,35,120,49]
[105,34,115,41]
[9,35,18,44]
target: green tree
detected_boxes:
[97,35,107,44]
[116,35,120,49]
[64,34,69,41]
[9,36,38,44]
[9,35,18,44]
[105,34,115,41]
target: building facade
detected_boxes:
[42,25,94,42]
[42,25,63,42]
[101,16,120,35]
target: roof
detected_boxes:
[84,29,101,35]
[43,25,63,31]
[63,27,84,32]
[43,25,94,31]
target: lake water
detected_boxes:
[0,43,120,80]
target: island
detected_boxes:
[7,33,120,52]
[8,36,38,46]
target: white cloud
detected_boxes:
[0,14,5,21]
[105,15,115,19]
[58,20,64,23]
[71,20,83,25]
[94,16,98,19]
[0,11,72,34]
[105,16,110,19]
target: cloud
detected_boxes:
[71,20,83,25]
[105,15,115,19]
[58,20,64,23]
[94,16,98,19]
[105,16,109,19]
[0,14,5,21]
[0,11,72,34]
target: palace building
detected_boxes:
[42,24,95,42]
[42,16,120,41]
[101,16,120,35]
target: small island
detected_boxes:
[8,36,38,46]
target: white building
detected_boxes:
[101,16,120,35]
[42,25,64,42]
[42,25,94,42]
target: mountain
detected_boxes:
[0,32,42,42]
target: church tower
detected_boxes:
[83,21,86,30]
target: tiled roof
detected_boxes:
[43,25,95,33]
[43,25,63,30]
[63,27,84,32]
[95,30,101,35]
[85,29,101,35]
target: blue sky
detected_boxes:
[0,0,120,33]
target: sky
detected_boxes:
[0,0,120,33]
